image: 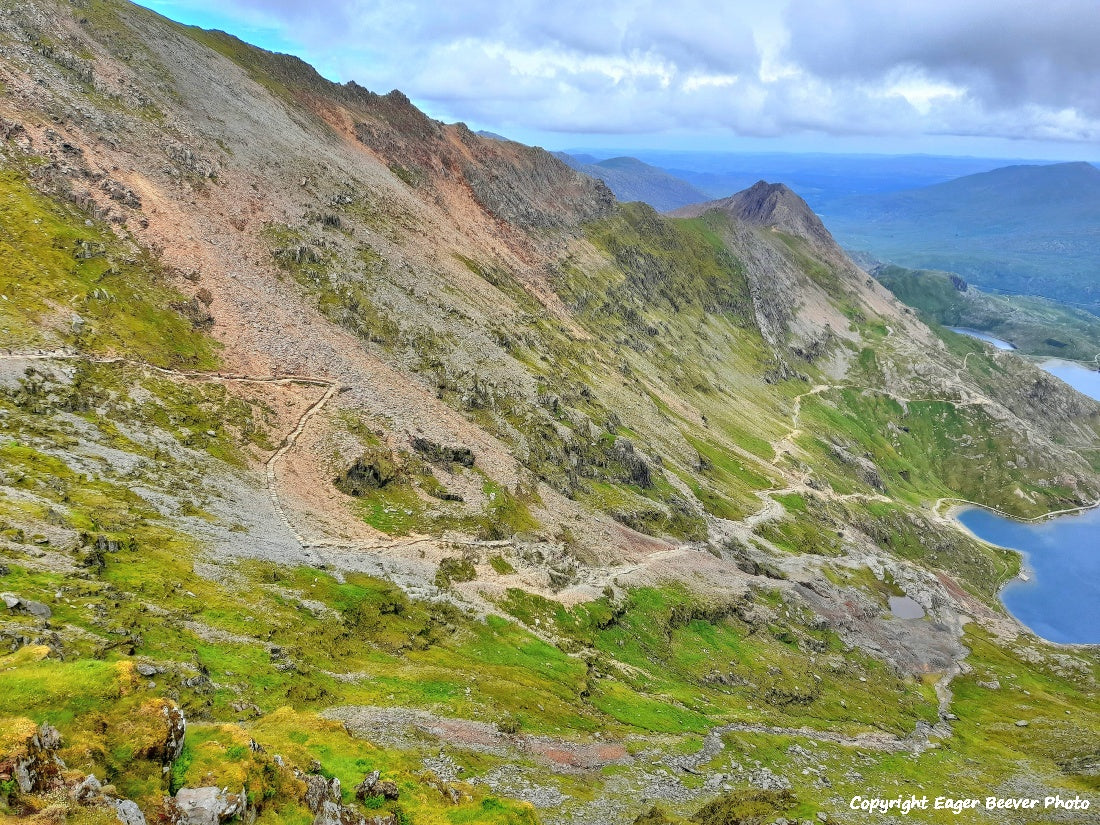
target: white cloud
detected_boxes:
[137,0,1100,147]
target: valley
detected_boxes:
[1,2,1099,824]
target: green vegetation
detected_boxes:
[827,161,1100,311]
[875,263,1100,360]
[0,167,216,367]
[4,17,1100,823]
[798,387,1086,519]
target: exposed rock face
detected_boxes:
[342,86,614,233]
[167,787,248,825]
[334,449,399,495]
[410,437,475,467]
[9,722,65,794]
[303,773,341,814]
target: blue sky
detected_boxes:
[134,0,1100,160]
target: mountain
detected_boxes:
[475,129,511,141]
[671,181,838,249]
[557,152,709,211]
[2,2,1100,824]
[823,162,1100,310]
[591,150,1038,205]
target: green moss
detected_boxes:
[489,555,516,575]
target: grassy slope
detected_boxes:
[0,168,216,368]
[3,165,1095,821]
[875,264,1100,361]
[2,5,1100,823]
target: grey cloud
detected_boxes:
[784,0,1100,115]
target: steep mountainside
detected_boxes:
[557,153,708,212]
[2,2,1100,824]
[822,162,1100,310]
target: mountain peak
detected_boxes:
[671,180,836,247]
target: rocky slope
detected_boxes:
[1,1,1099,824]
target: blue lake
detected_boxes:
[948,327,1016,350]
[957,506,1100,644]
[1039,358,1100,402]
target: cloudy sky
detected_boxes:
[136,0,1100,158]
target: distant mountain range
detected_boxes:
[822,162,1100,311]
[567,151,1043,207]
[555,153,708,211]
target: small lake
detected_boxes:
[948,327,1016,350]
[957,506,1100,644]
[1039,358,1100,402]
[949,328,1100,402]
[888,595,925,619]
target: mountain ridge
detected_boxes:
[2,2,1100,824]
[671,180,838,249]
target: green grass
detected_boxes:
[798,387,1087,519]
[0,167,217,367]
[877,264,1100,360]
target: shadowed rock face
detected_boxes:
[671,181,838,250]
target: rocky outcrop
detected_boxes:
[166,787,249,825]
[1,592,52,619]
[410,437,475,468]
[6,722,65,794]
[171,296,215,329]
[334,449,399,495]
[299,770,396,825]
[354,770,400,801]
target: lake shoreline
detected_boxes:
[947,501,1100,648]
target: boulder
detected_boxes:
[167,787,246,825]
[114,799,147,825]
[354,770,399,801]
[0,593,52,618]
[334,451,398,496]
[353,771,380,800]
[71,773,103,803]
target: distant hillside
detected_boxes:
[823,162,1100,310]
[873,264,1100,360]
[557,153,708,211]
[474,129,510,141]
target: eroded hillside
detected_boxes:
[2,2,1099,823]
